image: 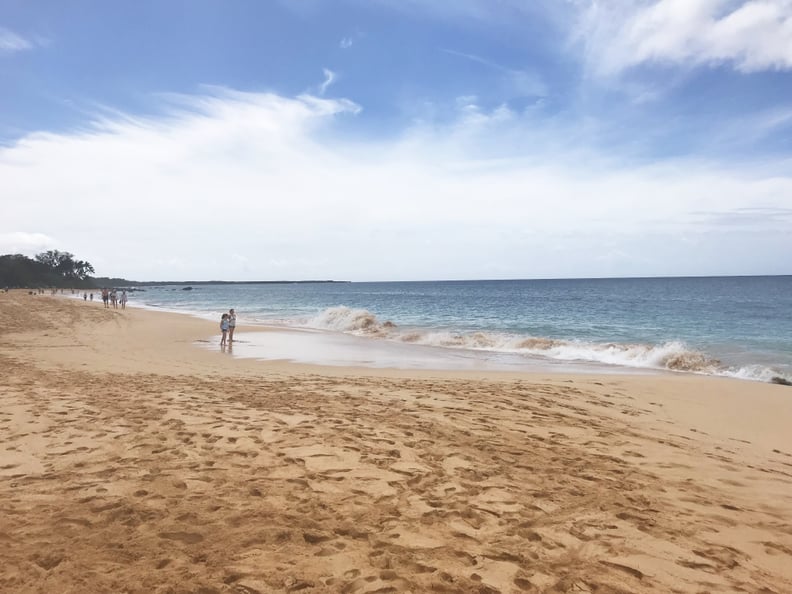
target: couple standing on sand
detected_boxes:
[220,308,236,347]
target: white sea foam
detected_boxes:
[720,364,787,383]
[305,306,396,335]
[299,306,790,383]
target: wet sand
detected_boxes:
[1,291,791,593]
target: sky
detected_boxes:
[1,0,792,281]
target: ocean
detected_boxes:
[124,276,792,382]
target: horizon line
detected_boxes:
[99,273,792,285]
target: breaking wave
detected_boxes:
[302,307,790,383]
[306,306,396,335]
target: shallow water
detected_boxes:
[130,276,792,380]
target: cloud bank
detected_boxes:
[1,88,790,280]
[0,232,58,255]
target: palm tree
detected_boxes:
[74,260,95,280]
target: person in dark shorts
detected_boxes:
[220,313,230,347]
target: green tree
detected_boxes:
[74,260,95,280]
[0,254,56,287]
[35,250,71,271]
[34,250,94,281]
[1,251,97,288]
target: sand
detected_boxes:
[1,291,791,594]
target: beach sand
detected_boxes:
[1,292,791,593]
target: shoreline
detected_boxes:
[1,292,792,592]
[21,292,792,444]
[75,291,665,377]
[89,291,784,384]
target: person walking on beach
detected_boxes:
[220,313,230,347]
[228,308,236,343]
[120,290,128,309]
[101,288,109,308]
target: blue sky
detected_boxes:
[2,0,792,280]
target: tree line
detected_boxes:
[0,250,97,289]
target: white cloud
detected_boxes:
[351,1,792,75]
[0,232,58,255]
[319,68,336,95]
[0,27,35,53]
[340,37,353,49]
[1,87,790,280]
[576,0,792,75]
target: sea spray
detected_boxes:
[306,306,395,335]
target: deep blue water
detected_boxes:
[130,276,792,380]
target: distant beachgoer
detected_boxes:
[228,308,236,343]
[90,293,94,301]
[220,313,230,347]
[111,290,118,309]
[83,292,87,301]
[120,290,128,309]
[101,288,109,308]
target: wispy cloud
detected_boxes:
[690,206,792,228]
[319,68,336,95]
[442,49,547,97]
[702,104,792,150]
[354,1,792,76]
[0,27,36,53]
[1,88,790,279]
[340,36,353,49]
[575,0,792,75]
[367,0,568,28]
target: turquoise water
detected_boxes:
[130,276,792,381]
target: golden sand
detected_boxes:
[1,292,791,593]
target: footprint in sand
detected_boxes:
[158,531,204,544]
